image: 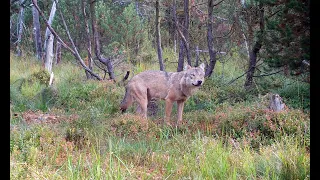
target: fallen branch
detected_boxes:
[253,69,283,77]
[226,61,264,85]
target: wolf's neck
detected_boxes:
[180,77,198,97]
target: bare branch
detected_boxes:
[213,0,225,7]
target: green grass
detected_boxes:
[10,52,309,179]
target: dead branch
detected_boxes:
[253,69,283,77]
[122,71,130,82]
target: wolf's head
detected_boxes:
[184,63,205,87]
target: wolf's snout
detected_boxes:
[193,80,203,86]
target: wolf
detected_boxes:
[120,63,205,125]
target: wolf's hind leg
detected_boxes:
[164,99,174,125]
[136,98,148,118]
[177,100,185,125]
[136,105,142,114]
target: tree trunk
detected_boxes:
[243,33,250,60]
[195,46,199,66]
[43,1,57,74]
[183,0,191,66]
[32,0,42,60]
[43,1,57,58]
[45,34,54,73]
[205,0,217,77]
[89,0,115,80]
[82,0,93,79]
[244,4,264,89]
[16,0,25,57]
[174,0,184,72]
[155,0,165,71]
[55,41,61,64]
[177,39,185,72]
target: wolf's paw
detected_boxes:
[162,120,172,127]
[175,120,188,127]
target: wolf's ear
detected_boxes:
[184,64,192,70]
[199,63,205,71]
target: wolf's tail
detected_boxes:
[120,87,133,113]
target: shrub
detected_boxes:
[278,80,310,111]
[28,69,51,85]
[182,102,309,150]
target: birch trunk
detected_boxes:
[243,33,250,60]
[32,0,42,60]
[42,1,57,74]
[55,41,61,64]
[81,0,93,79]
[45,34,54,73]
[16,0,25,57]
[43,1,57,55]
[156,0,165,71]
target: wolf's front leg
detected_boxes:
[164,99,173,125]
[177,100,185,125]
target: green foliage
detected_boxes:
[262,0,310,70]
[278,80,310,111]
[96,2,146,60]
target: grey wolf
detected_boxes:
[120,63,205,125]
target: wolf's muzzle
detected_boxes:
[193,80,202,86]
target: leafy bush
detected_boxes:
[28,70,51,85]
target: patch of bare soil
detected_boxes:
[20,110,79,125]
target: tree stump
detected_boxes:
[269,93,285,112]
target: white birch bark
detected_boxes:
[43,1,57,52]
[243,33,250,59]
[55,41,61,64]
[43,1,57,74]
[16,0,25,56]
[45,34,54,73]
